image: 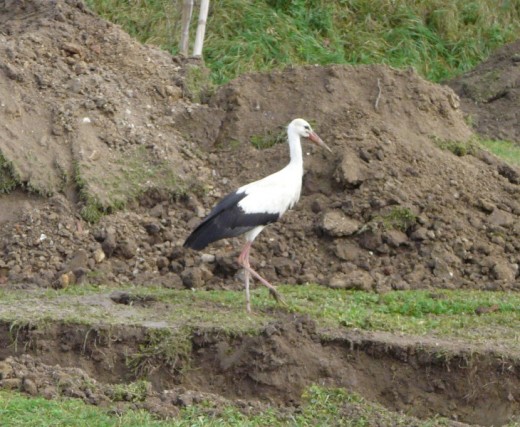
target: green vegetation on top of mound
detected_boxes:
[1,285,519,351]
[431,135,520,166]
[250,129,287,150]
[0,152,19,194]
[431,135,480,157]
[479,138,520,166]
[74,146,188,223]
[86,0,520,84]
[0,152,52,196]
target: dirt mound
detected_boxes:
[447,39,520,143]
[182,64,520,293]
[1,0,519,294]
[0,0,206,213]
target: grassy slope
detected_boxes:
[86,0,520,85]
[479,138,520,165]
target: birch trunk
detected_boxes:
[179,0,194,56]
[193,0,210,57]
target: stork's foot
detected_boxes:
[241,263,288,309]
[239,245,288,310]
[268,287,288,307]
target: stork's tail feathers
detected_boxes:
[183,221,214,251]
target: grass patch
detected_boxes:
[431,136,479,156]
[250,129,287,150]
[108,380,151,403]
[479,138,520,166]
[0,152,20,194]
[373,206,417,231]
[201,0,344,84]
[127,328,193,378]
[284,285,520,347]
[0,390,166,427]
[0,285,276,336]
[74,160,107,223]
[183,63,215,103]
[0,285,519,350]
[86,0,520,85]
[432,135,520,167]
[74,146,187,223]
[0,385,468,426]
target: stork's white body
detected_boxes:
[238,161,303,217]
[184,118,330,312]
[237,138,304,242]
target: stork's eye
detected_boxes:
[304,125,310,130]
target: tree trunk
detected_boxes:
[179,0,194,56]
[193,0,210,57]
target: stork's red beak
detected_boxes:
[308,131,332,152]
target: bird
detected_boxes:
[184,118,331,312]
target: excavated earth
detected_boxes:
[448,39,520,144]
[0,0,520,426]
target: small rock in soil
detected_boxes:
[491,261,517,282]
[383,229,408,247]
[487,208,515,227]
[321,210,361,237]
[328,270,374,291]
[22,378,38,396]
[333,241,364,262]
[181,267,203,289]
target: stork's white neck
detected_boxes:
[287,126,303,168]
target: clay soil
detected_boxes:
[0,1,520,425]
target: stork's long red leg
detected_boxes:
[238,242,286,309]
[238,242,253,312]
[244,269,251,312]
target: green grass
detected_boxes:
[0,284,519,350]
[432,136,520,166]
[431,135,480,157]
[373,206,417,231]
[250,129,287,150]
[86,0,520,85]
[0,390,166,427]
[0,386,467,426]
[479,138,520,166]
[0,152,20,194]
[126,328,193,378]
[284,285,520,347]
[74,145,188,223]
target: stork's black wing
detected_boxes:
[183,190,279,250]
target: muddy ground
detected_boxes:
[0,0,520,425]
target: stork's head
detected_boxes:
[289,118,331,152]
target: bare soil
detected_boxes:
[0,1,520,425]
[448,39,520,143]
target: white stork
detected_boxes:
[184,118,331,312]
